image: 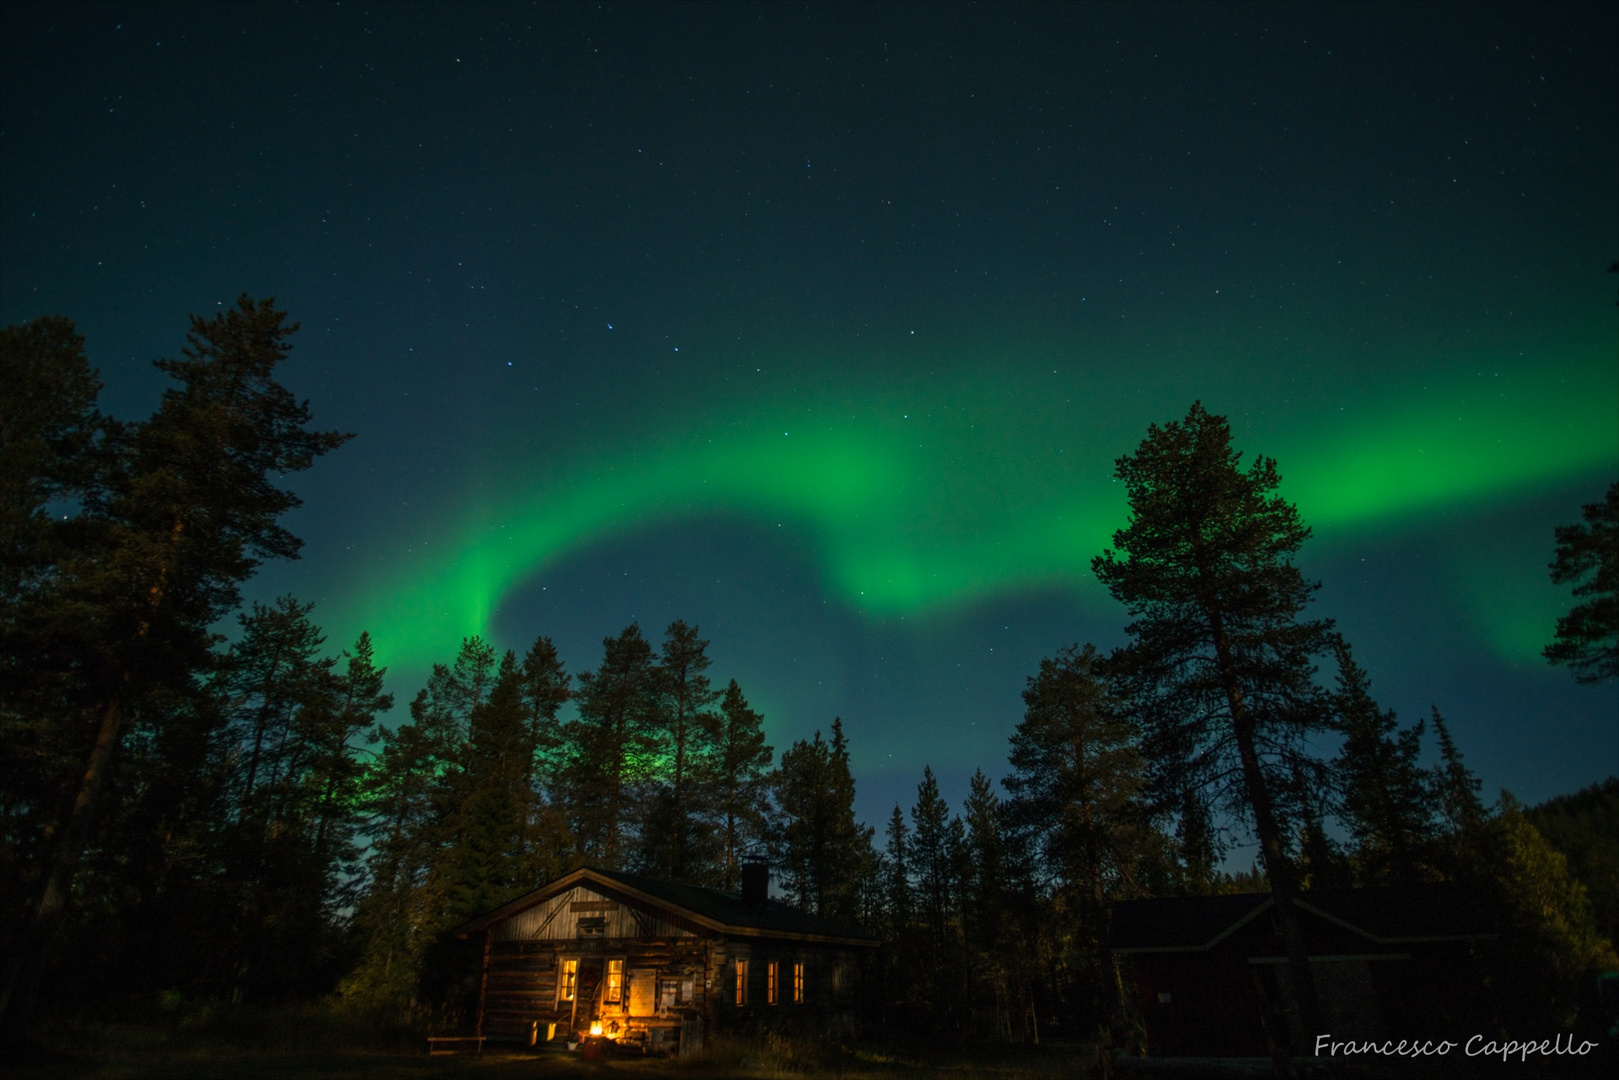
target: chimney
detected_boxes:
[740,859,769,905]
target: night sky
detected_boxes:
[4,2,1615,831]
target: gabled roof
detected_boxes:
[1111,892,1274,953]
[453,866,880,947]
[1111,884,1495,955]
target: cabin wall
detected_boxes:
[480,936,713,1044]
[707,938,868,1031]
[480,930,873,1043]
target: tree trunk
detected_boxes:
[1233,716,1321,1064]
[0,693,126,1034]
[1206,609,1323,1058]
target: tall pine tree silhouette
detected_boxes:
[1093,402,1332,1052]
[1,297,349,1032]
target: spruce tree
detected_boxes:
[309,631,393,909]
[1431,707,1486,836]
[774,718,873,921]
[516,634,572,885]
[708,679,773,890]
[1092,402,1333,1046]
[1329,639,1434,883]
[909,767,957,1016]
[439,652,532,926]
[1005,643,1148,1046]
[517,635,570,791]
[961,770,1005,1029]
[882,804,914,1007]
[638,621,720,881]
[562,624,659,869]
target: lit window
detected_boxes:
[606,959,623,1004]
[734,959,748,1005]
[767,961,778,1004]
[560,959,578,1002]
[793,962,804,1003]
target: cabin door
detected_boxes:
[577,957,604,1021]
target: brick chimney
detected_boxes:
[740,858,769,905]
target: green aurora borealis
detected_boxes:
[328,327,1616,677]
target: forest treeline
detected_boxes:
[2,301,1616,1048]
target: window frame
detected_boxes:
[559,957,579,1004]
[734,958,748,1006]
[792,961,805,1004]
[767,960,778,1004]
[604,958,624,1004]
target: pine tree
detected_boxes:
[1545,481,1619,683]
[774,718,873,921]
[1,297,349,1031]
[1329,639,1434,883]
[562,624,659,869]
[708,679,773,890]
[1,319,106,947]
[220,597,332,822]
[212,595,338,1000]
[1092,402,1334,1045]
[0,316,102,606]
[346,695,444,1011]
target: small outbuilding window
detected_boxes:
[577,916,606,937]
[793,962,805,1003]
[734,959,748,1005]
[767,961,779,1004]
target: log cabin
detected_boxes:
[1110,884,1496,1057]
[451,861,880,1054]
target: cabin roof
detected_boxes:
[1111,884,1495,954]
[453,865,881,946]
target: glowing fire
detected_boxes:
[589,1021,603,1036]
